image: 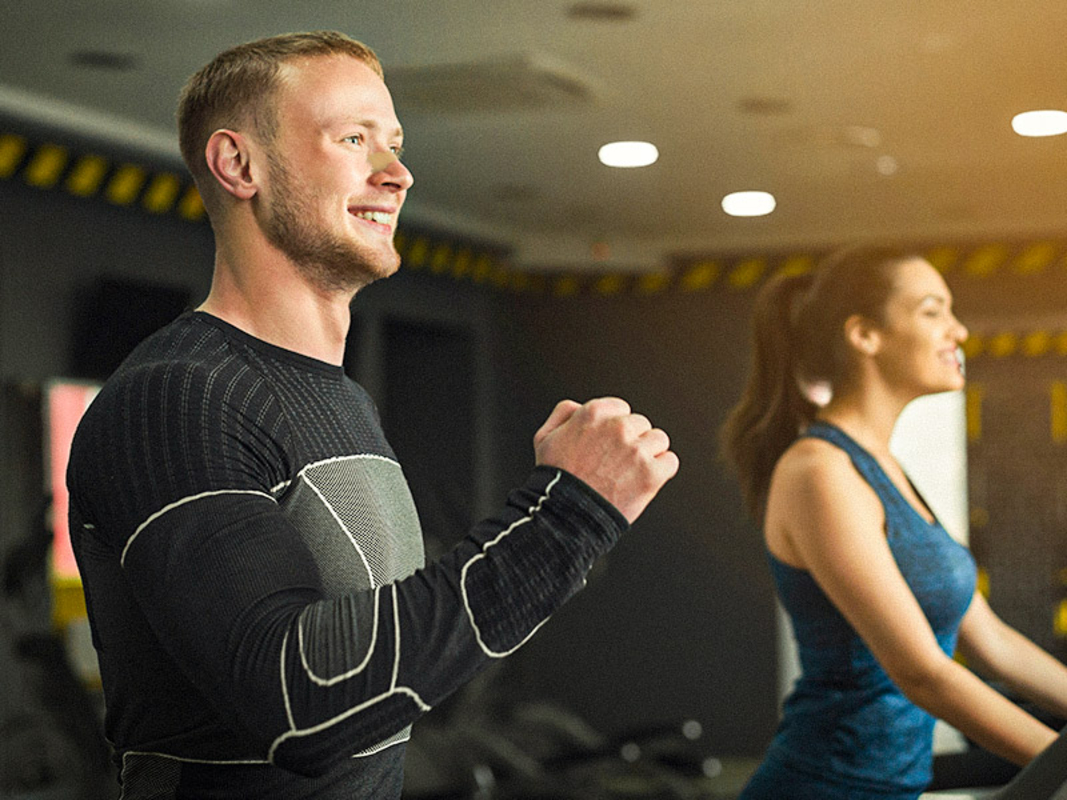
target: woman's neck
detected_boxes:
[815,399,902,459]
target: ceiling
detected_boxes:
[3,0,1067,272]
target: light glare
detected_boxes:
[876,155,899,176]
[721,190,776,217]
[1012,110,1067,138]
[598,140,659,168]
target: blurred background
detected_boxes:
[2,2,1067,797]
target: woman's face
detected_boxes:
[868,258,969,396]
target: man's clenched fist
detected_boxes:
[533,397,679,524]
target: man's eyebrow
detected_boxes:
[336,118,404,139]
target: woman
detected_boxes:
[721,246,1067,799]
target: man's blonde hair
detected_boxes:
[177,31,383,213]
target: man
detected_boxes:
[67,31,678,799]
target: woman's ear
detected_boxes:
[204,129,259,201]
[844,313,881,356]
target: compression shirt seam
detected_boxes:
[270,454,400,498]
[275,589,429,764]
[120,454,401,566]
[121,489,275,567]
[268,687,431,763]
[121,744,433,771]
[296,589,382,685]
[121,750,267,766]
[459,470,562,658]
[390,584,400,690]
[300,453,399,474]
[350,731,411,758]
[303,467,376,589]
[281,629,297,731]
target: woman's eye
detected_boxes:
[345,135,363,145]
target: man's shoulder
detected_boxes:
[115,311,231,371]
[109,312,272,391]
[87,313,275,428]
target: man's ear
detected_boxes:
[844,313,881,356]
[204,129,259,200]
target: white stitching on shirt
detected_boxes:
[281,628,297,731]
[121,750,268,766]
[121,489,275,568]
[269,687,430,764]
[460,470,562,658]
[390,584,401,690]
[276,586,430,762]
[302,469,377,589]
[296,590,382,685]
[299,453,399,475]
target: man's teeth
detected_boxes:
[354,210,391,224]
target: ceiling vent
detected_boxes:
[68,50,140,71]
[386,53,596,114]
[567,2,637,22]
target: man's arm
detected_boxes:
[73,379,676,777]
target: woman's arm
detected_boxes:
[767,439,1057,766]
[957,591,1067,722]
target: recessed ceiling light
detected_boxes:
[876,155,899,176]
[722,191,776,217]
[1011,109,1067,137]
[598,140,659,168]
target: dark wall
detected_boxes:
[953,266,1067,664]
[18,143,1067,765]
[0,174,215,606]
[0,177,214,384]
[490,286,778,755]
[0,161,782,760]
[0,156,218,799]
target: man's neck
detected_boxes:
[200,242,356,366]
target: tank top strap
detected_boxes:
[801,421,918,527]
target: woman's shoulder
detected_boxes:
[774,435,856,487]
[770,435,880,521]
[767,434,887,565]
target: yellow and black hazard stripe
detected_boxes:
[0,130,207,221]
[7,126,1067,297]
[0,126,510,278]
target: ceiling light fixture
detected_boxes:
[721,191,776,217]
[1011,109,1067,137]
[598,140,659,168]
[876,155,899,176]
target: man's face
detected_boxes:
[257,55,413,294]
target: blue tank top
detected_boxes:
[755,421,977,797]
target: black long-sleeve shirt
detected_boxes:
[67,311,627,799]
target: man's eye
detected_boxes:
[345,135,363,145]
[391,145,405,157]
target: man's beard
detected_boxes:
[260,155,400,294]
